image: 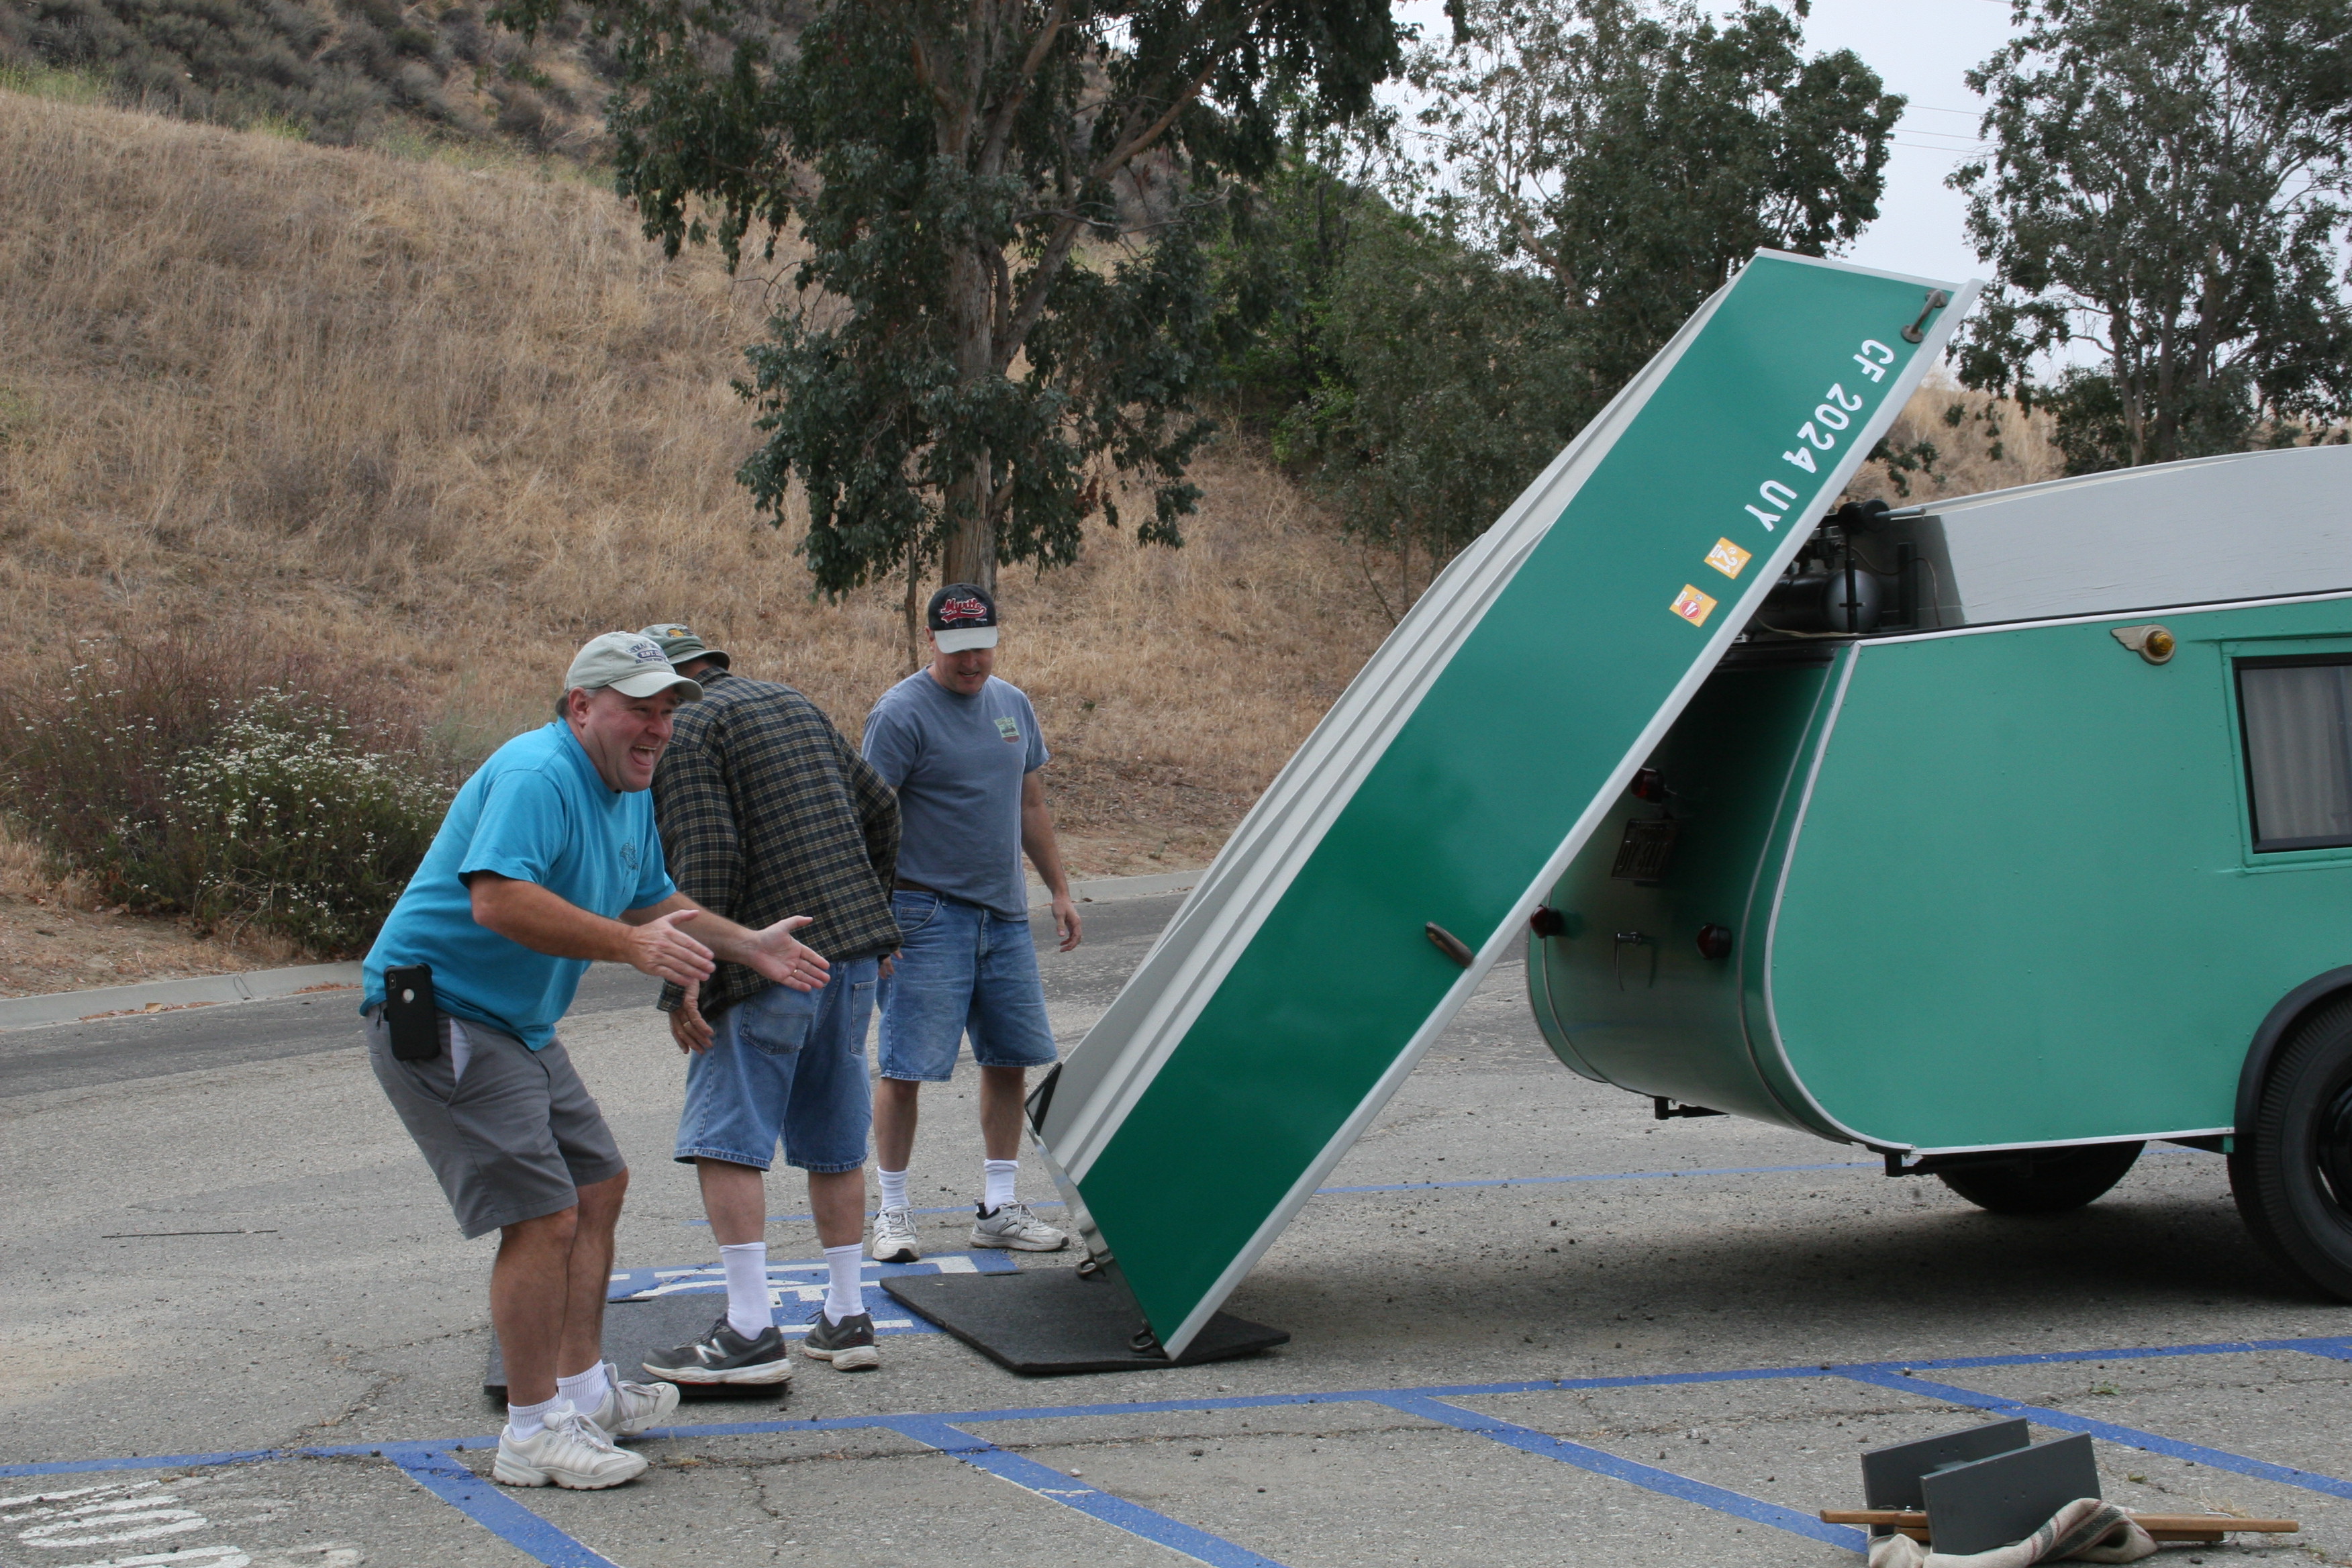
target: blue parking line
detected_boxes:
[21,1334,2352,1480]
[14,1329,2352,1568]
[0,1448,287,1478]
[1839,1369,2352,1501]
[1314,1162,1873,1195]
[1371,1391,1869,1550]
[387,1446,627,1568]
[885,1416,1289,1568]
[692,1161,1881,1224]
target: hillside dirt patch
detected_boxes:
[0,831,301,999]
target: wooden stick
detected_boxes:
[1818,1508,2298,1542]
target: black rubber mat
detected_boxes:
[484,1291,791,1402]
[881,1266,1287,1376]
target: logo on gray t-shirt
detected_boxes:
[862,672,1048,920]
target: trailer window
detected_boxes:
[2239,657,2352,852]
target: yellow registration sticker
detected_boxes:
[1671,585,1718,626]
[1704,538,1752,579]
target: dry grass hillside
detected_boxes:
[0,87,2059,993]
[0,87,1395,900]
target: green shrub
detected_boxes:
[164,691,449,954]
[0,636,452,957]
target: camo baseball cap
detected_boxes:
[927,583,999,652]
[638,622,730,671]
[563,632,703,703]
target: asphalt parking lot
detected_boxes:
[3,891,2348,1568]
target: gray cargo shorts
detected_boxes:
[366,1009,626,1239]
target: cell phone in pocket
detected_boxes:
[383,964,440,1061]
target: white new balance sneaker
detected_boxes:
[969,1200,1067,1251]
[582,1363,681,1438]
[492,1404,649,1489]
[870,1207,921,1263]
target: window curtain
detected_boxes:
[2241,663,2352,848]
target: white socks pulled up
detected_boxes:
[719,1241,771,1340]
[982,1158,1018,1214]
[877,1166,910,1214]
[822,1242,863,1324]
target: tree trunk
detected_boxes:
[903,553,924,673]
[940,241,999,594]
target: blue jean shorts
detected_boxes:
[675,957,877,1174]
[877,890,1058,1082]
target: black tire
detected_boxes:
[2229,996,2352,1302]
[1937,1142,2144,1214]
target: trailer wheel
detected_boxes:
[1937,1142,2144,1214]
[2229,997,2352,1302]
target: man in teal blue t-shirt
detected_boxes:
[364,632,832,1493]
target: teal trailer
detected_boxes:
[1528,444,2352,1300]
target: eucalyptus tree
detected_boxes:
[498,0,1402,607]
[1401,0,1901,413]
[1951,0,2352,469]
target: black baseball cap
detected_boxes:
[927,583,999,651]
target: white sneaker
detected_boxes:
[871,1207,921,1263]
[492,1403,649,1489]
[969,1200,1067,1251]
[583,1363,681,1438]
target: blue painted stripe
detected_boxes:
[1839,1369,2352,1501]
[0,1448,287,1477]
[387,1445,628,1568]
[884,1416,1290,1568]
[15,1334,2352,1481]
[1314,1162,1873,1195]
[1369,1392,1867,1550]
[1841,1338,2345,1374]
[691,1160,1888,1222]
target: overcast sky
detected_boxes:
[1387,0,2024,287]
[1798,0,2020,286]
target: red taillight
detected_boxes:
[1696,924,1734,961]
[1630,767,1667,802]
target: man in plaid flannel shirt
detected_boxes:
[640,624,901,1380]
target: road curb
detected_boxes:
[1036,869,1204,906]
[0,962,364,1034]
[0,869,1204,1034]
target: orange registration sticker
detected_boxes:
[1704,538,1752,579]
[1670,585,1718,627]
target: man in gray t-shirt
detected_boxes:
[861,583,1081,1261]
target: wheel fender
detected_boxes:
[2237,967,2352,1137]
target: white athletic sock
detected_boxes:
[982,1159,1018,1213]
[555,1362,609,1415]
[822,1242,863,1324]
[505,1393,561,1442]
[877,1166,910,1214]
[719,1241,771,1340]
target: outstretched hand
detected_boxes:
[742,914,831,993]
[626,908,717,987]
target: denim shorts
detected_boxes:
[877,890,1058,1082]
[366,1010,625,1240]
[675,958,877,1174]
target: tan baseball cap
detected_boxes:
[563,632,703,702]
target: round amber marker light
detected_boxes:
[2142,628,2176,663]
